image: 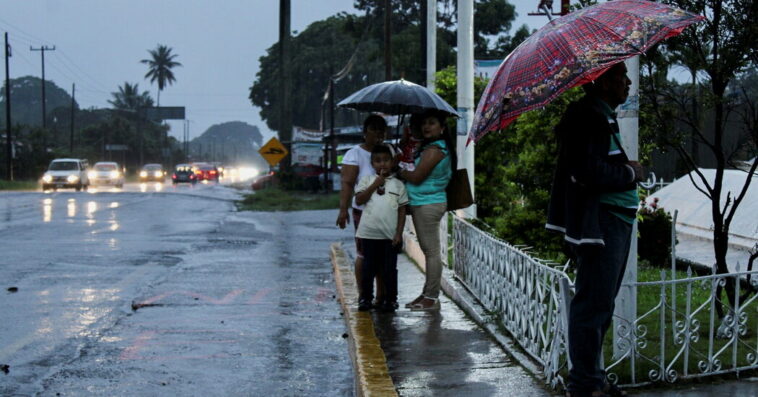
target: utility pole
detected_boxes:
[613,56,640,358]
[30,45,55,128]
[4,32,12,180]
[329,78,336,191]
[457,0,475,218]
[384,0,392,80]
[279,0,292,170]
[426,0,437,91]
[183,120,189,160]
[69,83,75,155]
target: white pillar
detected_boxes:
[426,0,437,91]
[456,0,476,219]
[613,56,639,358]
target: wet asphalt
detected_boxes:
[0,184,352,396]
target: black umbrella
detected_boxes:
[337,79,459,118]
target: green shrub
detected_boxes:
[638,195,674,267]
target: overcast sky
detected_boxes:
[2,0,542,142]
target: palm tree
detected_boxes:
[140,44,182,106]
[109,82,154,112]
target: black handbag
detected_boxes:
[446,168,474,211]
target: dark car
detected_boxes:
[172,164,197,185]
[251,171,277,190]
[195,164,220,182]
[139,163,166,182]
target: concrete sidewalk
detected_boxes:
[331,242,555,397]
[331,241,758,396]
[372,251,555,397]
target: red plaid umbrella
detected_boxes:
[468,0,703,143]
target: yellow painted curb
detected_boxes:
[330,243,398,397]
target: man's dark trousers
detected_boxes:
[567,208,632,392]
[359,239,398,305]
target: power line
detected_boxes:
[56,49,111,92]
[0,17,50,46]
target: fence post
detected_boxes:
[671,210,678,341]
[614,221,638,358]
[559,276,573,373]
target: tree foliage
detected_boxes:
[0,76,76,129]
[434,65,573,260]
[141,44,182,106]
[474,88,582,261]
[640,0,758,280]
[109,82,154,112]
[250,1,523,134]
[0,76,178,180]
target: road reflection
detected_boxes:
[86,201,98,226]
[67,199,76,218]
[139,182,164,192]
[43,198,52,222]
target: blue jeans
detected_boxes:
[567,209,632,393]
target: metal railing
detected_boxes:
[451,216,573,388]
[445,215,758,389]
[608,266,758,387]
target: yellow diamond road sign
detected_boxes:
[258,137,289,166]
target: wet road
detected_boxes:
[0,183,352,396]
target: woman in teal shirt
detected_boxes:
[397,111,454,311]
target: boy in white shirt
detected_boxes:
[354,145,409,312]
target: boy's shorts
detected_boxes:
[352,208,363,258]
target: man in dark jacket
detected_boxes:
[546,62,644,397]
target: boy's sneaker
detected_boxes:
[378,301,398,313]
[358,300,372,312]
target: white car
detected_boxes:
[41,158,90,191]
[88,161,124,188]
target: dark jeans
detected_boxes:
[359,239,399,305]
[567,209,632,393]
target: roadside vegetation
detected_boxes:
[0,180,39,190]
[237,186,339,212]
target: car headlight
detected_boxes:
[110,171,120,178]
[153,171,162,177]
[139,171,148,178]
[67,175,79,183]
[88,171,96,179]
[42,174,52,183]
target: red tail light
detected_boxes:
[210,170,217,174]
[172,173,177,179]
[190,174,195,179]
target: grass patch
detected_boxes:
[0,180,39,190]
[236,186,340,211]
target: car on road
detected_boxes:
[139,163,166,182]
[194,164,220,182]
[88,161,124,188]
[41,158,90,191]
[172,164,197,185]
[209,162,225,177]
[251,171,277,190]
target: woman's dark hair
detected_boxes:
[370,144,392,160]
[363,114,387,133]
[417,111,457,172]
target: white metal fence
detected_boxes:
[607,266,758,386]
[442,214,758,389]
[451,216,572,388]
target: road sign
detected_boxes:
[258,137,289,166]
[142,106,186,120]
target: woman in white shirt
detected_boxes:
[336,114,388,294]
